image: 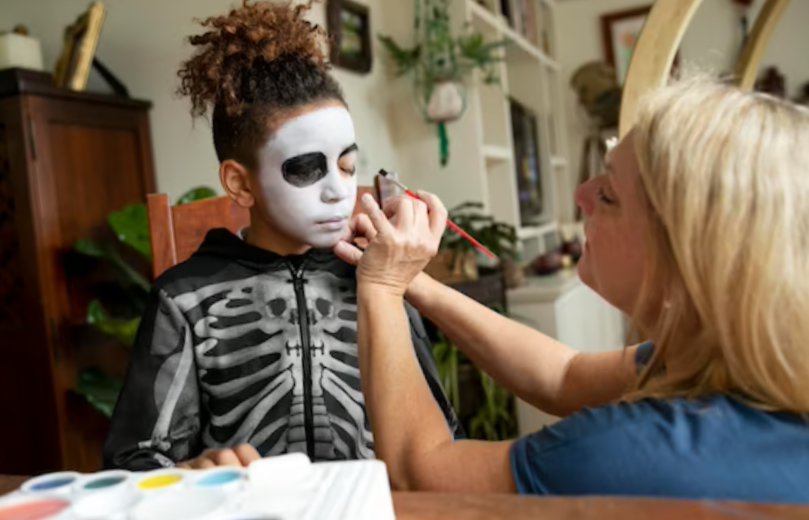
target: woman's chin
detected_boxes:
[576,251,594,288]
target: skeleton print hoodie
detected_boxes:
[104,228,461,471]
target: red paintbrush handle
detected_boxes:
[403,190,497,259]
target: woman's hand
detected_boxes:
[334,192,447,297]
[177,443,260,469]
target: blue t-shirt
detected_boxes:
[509,343,809,503]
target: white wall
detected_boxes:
[0,0,421,201]
[555,0,809,206]
[3,0,807,207]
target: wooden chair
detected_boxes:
[147,186,378,278]
[619,0,791,137]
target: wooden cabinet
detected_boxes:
[0,68,155,474]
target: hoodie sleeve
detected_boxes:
[104,288,203,470]
[405,302,466,440]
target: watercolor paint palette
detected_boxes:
[0,453,395,520]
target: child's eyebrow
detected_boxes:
[340,144,359,157]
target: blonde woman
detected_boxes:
[333,76,809,502]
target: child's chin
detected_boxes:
[308,231,344,250]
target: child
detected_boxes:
[104,0,459,471]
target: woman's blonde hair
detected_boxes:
[631,75,809,412]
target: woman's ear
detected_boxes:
[220,159,256,209]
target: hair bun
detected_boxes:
[179,0,329,117]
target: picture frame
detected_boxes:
[600,6,677,85]
[327,0,372,74]
[54,1,106,91]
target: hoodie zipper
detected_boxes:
[287,259,315,460]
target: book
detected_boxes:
[525,0,538,45]
[509,0,524,35]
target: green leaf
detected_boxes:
[108,203,151,260]
[87,300,141,348]
[74,368,123,419]
[73,239,110,258]
[378,35,421,76]
[177,186,217,205]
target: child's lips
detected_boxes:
[316,217,348,231]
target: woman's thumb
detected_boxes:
[333,241,363,266]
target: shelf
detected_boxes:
[517,221,558,241]
[482,145,512,164]
[506,268,581,304]
[467,0,559,70]
[468,0,502,33]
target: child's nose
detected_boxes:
[321,169,351,203]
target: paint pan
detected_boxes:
[210,512,282,520]
[77,469,130,492]
[136,469,186,492]
[71,470,136,518]
[21,471,80,495]
[194,467,245,493]
[0,495,70,520]
[130,487,229,520]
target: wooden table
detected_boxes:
[3,475,809,519]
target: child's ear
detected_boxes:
[220,159,255,209]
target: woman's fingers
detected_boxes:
[334,241,364,265]
[361,193,395,237]
[416,190,448,238]
[352,213,377,241]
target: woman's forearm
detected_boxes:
[357,285,453,490]
[406,273,635,416]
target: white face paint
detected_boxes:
[257,106,358,249]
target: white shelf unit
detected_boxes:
[445,0,571,257]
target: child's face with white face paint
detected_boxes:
[255,105,358,250]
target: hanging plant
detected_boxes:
[379,0,505,166]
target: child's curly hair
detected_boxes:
[177,0,345,169]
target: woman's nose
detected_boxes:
[575,180,595,217]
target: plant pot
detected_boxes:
[425,80,466,124]
[457,364,485,420]
[502,259,526,289]
[425,249,478,284]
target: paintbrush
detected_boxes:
[377,169,496,259]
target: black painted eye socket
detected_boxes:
[282,152,329,187]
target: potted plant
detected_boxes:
[431,328,518,441]
[426,201,520,285]
[379,0,505,166]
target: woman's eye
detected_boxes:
[597,187,616,205]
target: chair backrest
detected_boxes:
[147,186,378,278]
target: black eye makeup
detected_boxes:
[281,144,360,187]
[282,152,329,187]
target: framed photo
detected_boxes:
[54,1,106,91]
[327,0,372,74]
[601,6,675,85]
